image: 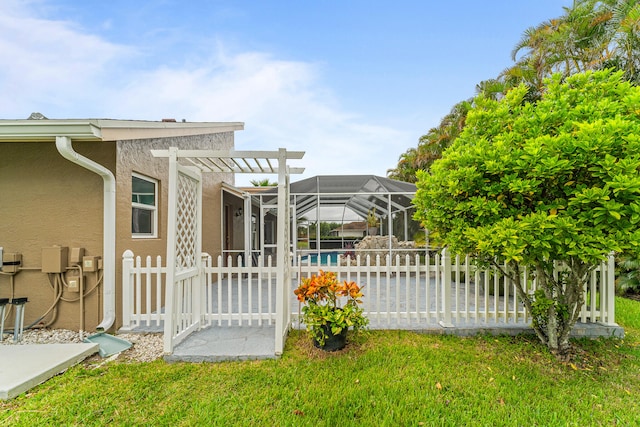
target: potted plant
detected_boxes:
[366,209,379,236]
[294,270,368,351]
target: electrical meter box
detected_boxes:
[82,256,100,272]
[42,246,68,273]
[66,273,81,293]
[2,252,22,273]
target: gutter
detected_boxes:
[55,136,116,331]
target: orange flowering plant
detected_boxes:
[294,270,368,347]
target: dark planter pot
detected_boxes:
[313,324,348,351]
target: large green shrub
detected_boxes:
[414,69,640,355]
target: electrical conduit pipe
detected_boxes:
[55,136,116,331]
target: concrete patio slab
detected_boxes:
[165,325,276,363]
[0,343,98,400]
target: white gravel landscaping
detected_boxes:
[1,329,164,363]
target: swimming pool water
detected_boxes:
[299,251,342,265]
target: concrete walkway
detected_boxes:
[0,343,98,400]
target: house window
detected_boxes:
[132,174,158,238]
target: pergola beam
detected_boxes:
[151,149,305,175]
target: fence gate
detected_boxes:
[163,147,203,353]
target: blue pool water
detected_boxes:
[300,251,342,266]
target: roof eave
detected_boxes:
[98,121,244,141]
[0,119,245,142]
[0,121,103,142]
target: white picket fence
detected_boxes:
[294,251,616,328]
[121,252,166,330]
[201,253,279,327]
[120,252,281,333]
[121,249,617,341]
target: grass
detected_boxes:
[2,297,640,426]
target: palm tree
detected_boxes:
[502,0,640,89]
[387,100,472,182]
[501,4,582,93]
[387,147,419,182]
[250,178,277,187]
[601,0,640,83]
[475,79,509,101]
[617,255,640,294]
[389,0,640,182]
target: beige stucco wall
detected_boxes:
[115,132,233,258]
[114,132,234,330]
[0,141,115,331]
[0,131,234,332]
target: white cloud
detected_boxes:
[0,0,410,184]
[0,0,133,118]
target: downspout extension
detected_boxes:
[55,136,116,331]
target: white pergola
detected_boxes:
[159,149,305,175]
[151,147,304,354]
[151,148,306,259]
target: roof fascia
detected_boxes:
[98,121,244,141]
[0,121,103,142]
[0,119,244,142]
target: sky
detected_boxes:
[0,0,573,186]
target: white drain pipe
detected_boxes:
[55,136,116,331]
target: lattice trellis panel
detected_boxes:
[175,171,199,270]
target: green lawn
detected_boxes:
[2,297,640,426]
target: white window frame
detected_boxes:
[132,173,158,238]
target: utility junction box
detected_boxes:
[2,252,22,273]
[42,246,68,273]
[70,247,85,265]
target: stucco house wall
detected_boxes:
[113,132,234,329]
[0,122,238,332]
[0,141,115,331]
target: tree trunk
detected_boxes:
[501,258,591,357]
[546,300,559,353]
[556,258,590,355]
[536,259,590,357]
[509,261,548,346]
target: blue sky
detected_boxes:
[1,0,572,185]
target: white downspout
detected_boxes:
[55,136,116,331]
